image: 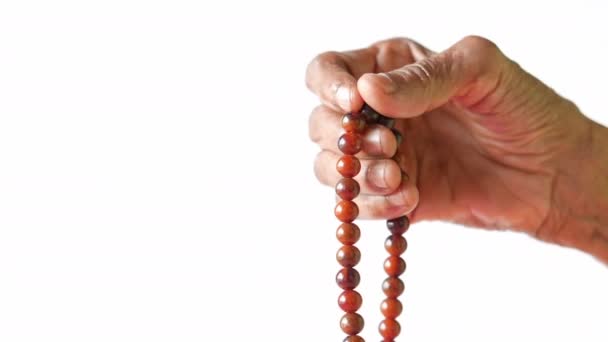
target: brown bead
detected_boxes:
[392,128,402,146]
[379,319,401,339]
[335,200,359,223]
[340,313,364,335]
[338,133,362,155]
[336,245,361,267]
[336,223,360,245]
[382,277,404,298]
[338,290,362,312]
[384,256,406,277]
[386,216,410,235]
[380,298,402,318]
[336,268,360,290]
[384,235,408,255]
[378,115,395,129]
[342,336,364,342]
[361,104,380,124]
[342,113,366,133]
[335,178,360,201]
[336,155,361,178]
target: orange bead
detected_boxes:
[336,245,361,267]
[336,178,360,201]
[384,256,406,277]
[386,216,409,235]
[336,223,360,245]
[336,268,360,290]
[384,235,407,255]
[338,290,362,313]
[336,155,361,178]
[379,319,401,339]
[335,200,359,223]
[340,313,364,335]
[382,277,404,298]
[338,133,362,155]
[342,336,364,342]
[342,113,366,133]
[380,298,402,318]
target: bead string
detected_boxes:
[335,104,410,342]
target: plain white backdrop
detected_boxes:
[0,0,607,341]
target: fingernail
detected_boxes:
[367,162,388,189]
[336,85,351,111]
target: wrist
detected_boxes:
[550,119,608,263]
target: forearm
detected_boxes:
[552,120,608,264]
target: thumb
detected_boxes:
[357,36,508,118]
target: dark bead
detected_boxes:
[342,336,365,342]
[379,319,401,339]
[377,115,395,129]
[392,129,402,146]
[336,223,361,245]
[382,277,405,298]
[338,290,362,312]
[340,313,364,335]
[336,245,361,267]
[384,235,408,256]
[384,256,406,277]
[361,104,380,124]
[335,200,359,223]
[336,178,360,201]
[336,268,360,290]
[380,298,402,318]
[336,155,361,178]
[338,133,363,155]
[386,216,409,235]
[342,113,366,133]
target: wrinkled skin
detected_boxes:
[306,36,608,264]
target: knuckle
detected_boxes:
[461,35,499,55]
[313,151,327,184]
[308,105,326,143]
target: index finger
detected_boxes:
[305,47,377,112]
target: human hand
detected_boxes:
[306,36,608,263]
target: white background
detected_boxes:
[0,1,607,341]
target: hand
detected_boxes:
[306,36,608,263]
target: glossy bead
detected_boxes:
[335,178,360,201]
[336,223,360,245]
[336,268,360,290]
[378,115,395,129]
[384,235,408,255]
[361,104,380,124]
[336,155,361,178]
[384,256,406,277]
[338,290,362,312]
[340,313,364,335]
[335,200,359,223]
[338,133,363,155]
[382,277,405,298]
[342,336,364,342]
[379,319,401,339]
[380,298,402,318]
[342,113,366,133]
[386,216,410,235]
[392,128,402,146]
[336,245,361,267]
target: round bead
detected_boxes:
[335,178,360,201]
[342,336,364,342]
[384,235,408,255]
[338,290,362,312]
[386,216,410,235]
[380,298,402,318]
[336,268,360,290]
[378,115,395,129]
[336,245,361,267]
[336,155,361,178]
[340,313,364,335]
[338,133,363,155]
[342,113,366,133]
[336,223,360,245]
[335,200,359,223]
[361,104,380,124]
[384,256,406,277]
[379,319,401,339]
[382,277,405,297]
